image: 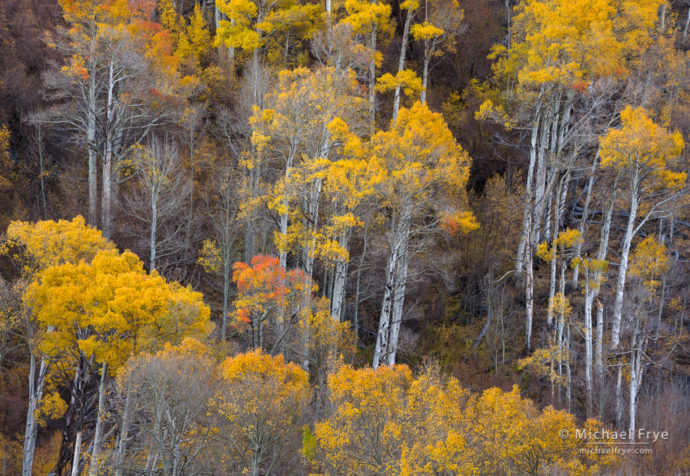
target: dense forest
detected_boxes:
[0,0,689,474]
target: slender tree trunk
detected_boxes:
[115,387,131,476]
[368,26,377,132]
[221,248,230,340]
[71,430,83,476]
[392,7,414,121]
[374,208,411,368]
[387,228,410,366]
[330,230,351,321]
[525,235,534,351]
[565,322,571,412]
[353,223,369,335]
[21,354,47,476]
[595,300,604,380]
[584,279,593,417]
[149,197,158,270]
[373,220,405,368]
[616,363,623,429]
[611,179,639,349]
[546,176,563,327]
[629,329,642,442]
[516,105,541,274]
[102,59,116,239]
[87,36,98,227]
[420,49,431,105]
[88,363,107,476]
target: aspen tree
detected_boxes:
[370,102,476,368]
[599,106,685,349]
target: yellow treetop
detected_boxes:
[5,216,115,273]
[370,101,477,233]
[24,249,211,371]
[629,236,670,291]
[599,105,686,190]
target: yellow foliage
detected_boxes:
[35,391,68,426]
[370,101,476,233]
[340,0,393,39]
[629,236,670,291]
[197,239,222,274]
[212,349,311,472]
[492,0,665,91]
[24,249,211,371]
[600,106,686,191]
[5,216,115,275]
[549,292,573,318]
[311,366,616,474]
[410,21,444,41]
[375,69,423,97]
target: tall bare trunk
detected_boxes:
[71,430,83,476]
[420,50,431,105]
[353,223,369,335]
[373,210,410,368]
[616,363,623,429]
[386,230,410,366]
[330,230,351,322]
[516,104,541,273]
[392,8,414,121]
[88,362,108,476]
[611,177,639,349]
[87,36,98,227]
[584,278,593,417]
[368,27,377,132]
[115,386,131,476]
[102,59,116,239]
[21,354,47,476]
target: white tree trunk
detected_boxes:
[373,212,410,368]
[102,59,116,239]
[149,198,158,271]
[87,36,98,227]
[584,279,593,417]
[516,105,541,273]
[525,235,534,351]
[420,52,431,105]
[611,180,639,349]
[386,234,410,366]
[88,362,108,476]
[392,8,414,122]
[330,230,351,322]
[595,300,604,381]
[71,430,83,476]
[115,387,131,476]
[21,354,47,476]
[616,363,623,429]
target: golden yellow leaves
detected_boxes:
[600,106,686,190]
[212,349,311,472]
[375,69,423,98]
[370,101,475,229]
[410,22,444,41]
[21,227,211,371]
[341,0,393,38]
[491,0,665,92]
[629,236,670,291]
[310,365,614,474]
[6,216,115,272]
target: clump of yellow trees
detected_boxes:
[3,217,617,475]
